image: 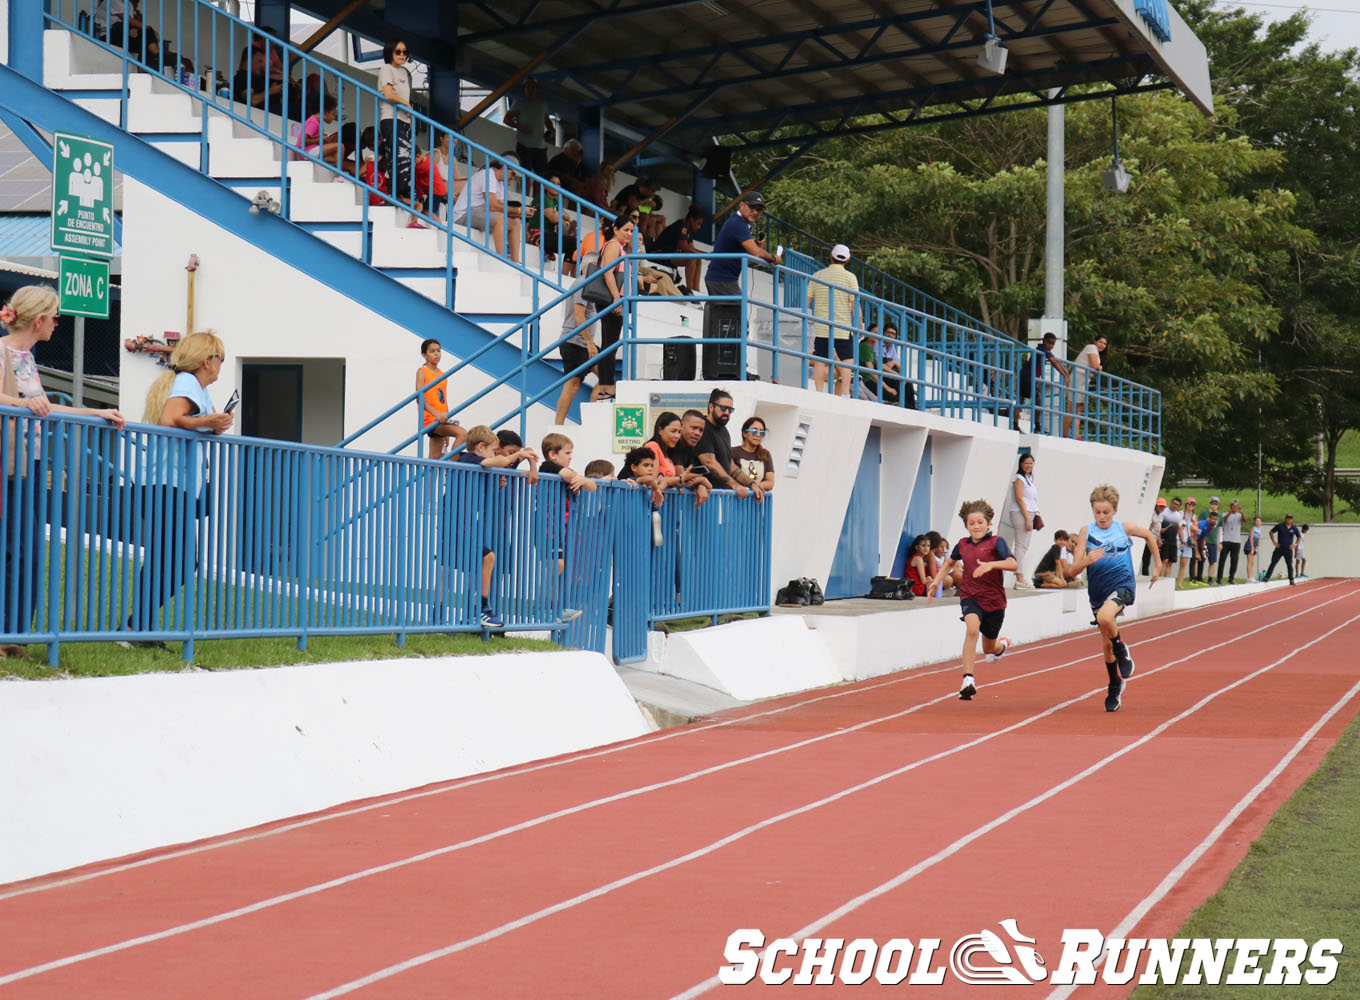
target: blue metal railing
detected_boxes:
[44,0,609,300]
[721,206,1013,342]
[1,406,773,665]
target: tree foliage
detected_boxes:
[748,6,1360,513]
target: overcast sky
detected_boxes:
[1234,0,1360,52]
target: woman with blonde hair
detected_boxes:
[123,331,233,647]
[2,285,124,654]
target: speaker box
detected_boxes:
[663,338,696,381]
[701,146,732,179]
[702,303,742,380]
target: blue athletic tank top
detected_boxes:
[1086,519,1136,599]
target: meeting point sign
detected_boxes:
[718,921,1342,987]
[51,132,115,259]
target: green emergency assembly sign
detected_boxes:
[59,256,111,319]
[612,404,646,453]
[51,133,115,258]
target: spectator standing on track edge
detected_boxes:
[1263,514,1301,585]
[926,499,1017,702]
[1064,484,1161,713]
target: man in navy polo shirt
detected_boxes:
[1013,331,1070,431]
[1264,513,1301,585]
[703,191,782,297]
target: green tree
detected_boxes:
[761,92,1305,474]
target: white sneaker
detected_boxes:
[1013,577,1034,590]
[986,637,1011,662]
[959,674,977,701]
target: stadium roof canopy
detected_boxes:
[301,0,1211,161]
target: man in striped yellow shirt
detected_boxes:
[807,244,860,395]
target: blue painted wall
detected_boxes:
[827,426,881,600]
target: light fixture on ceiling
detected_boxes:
[1101,97,1131,193]
[977,0,1008,74]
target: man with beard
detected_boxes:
[694,389,764,501]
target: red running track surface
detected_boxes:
[1,581,1357,998]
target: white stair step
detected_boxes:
[313,231,365,257]
[127,91,200,133]
[370,225,448,268]
[208,131,282,177]
[289,176,363,222]
[150,139,201,168]
[43,28,123,89]
[454,272,529,313]
[73,96,123,125]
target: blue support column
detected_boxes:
[8,0,45,81]
[692,171,716,242]
[427,65,460,127]
[579,108,605,173]
[254,0,290,39]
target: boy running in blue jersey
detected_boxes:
[927,499,1018,701]
[1065,484,1162,712]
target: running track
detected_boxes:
[2,581,1357,998]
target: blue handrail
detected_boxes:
[45,0,610,299]
[1,405,775,666]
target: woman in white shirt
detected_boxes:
[378,39,419,220]
[1,285,124,652]
[1066,336,1106,440]
[1003,452,1040,589]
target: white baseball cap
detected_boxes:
[831,243,851,262]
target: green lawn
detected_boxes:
[1131,711,1360,998]
[0,631,559,679]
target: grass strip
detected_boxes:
[1131,711,1360,999]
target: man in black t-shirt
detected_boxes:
[695,389,764,502]
[1264,514,1300,585]
[650,206,704,291]
[1032,529,1071,589]
[546,139,589,193]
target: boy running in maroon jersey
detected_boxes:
[927,499,1019,700]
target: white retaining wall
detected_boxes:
[0,650,650,886]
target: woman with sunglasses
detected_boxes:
[378,39,420,221]
[732,416,775,493]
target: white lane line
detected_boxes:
[668,607,1360,1000]
[4,581,1323,904]
[298,598,1360,999]
[1042,674,1360,1000]
[1,585,1347,990]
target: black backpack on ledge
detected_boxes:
[776,577,826,607]
[866,576,915,600]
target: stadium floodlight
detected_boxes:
[977,36,1008,75]
[1102,98,1131,194]
[977,0,1007,74]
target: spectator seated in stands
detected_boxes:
[645,411,709,506]
[732,416,775,492]
[536,174,579,272]
[858,323,899,405]
[906,534,933,596]
[415,132,460,221]
[451,156,527,265]
[1032,529,1072,589]
[881,322,915,409]
[302,94,341,167]
[583,459,615,480]
[547,139,589,195]
[650,205,704,293]
[930,531,961,596]
[453,425,540,628]
[639,194,667,248]
[583,163,615,211]
[233,37,303,119]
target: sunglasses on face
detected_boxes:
[394,47,407,54]
[746,428,766,436]
[714,404,734,413]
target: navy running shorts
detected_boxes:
[959,598,1006,640]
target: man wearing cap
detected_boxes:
[807,244,860,395]
[705,191,781,298]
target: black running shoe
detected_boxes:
[1105,676,1124,712]
[959,674,977,701]
[1113,640,1136,680]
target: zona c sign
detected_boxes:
[59,256,111,319]
[51,132,115,259]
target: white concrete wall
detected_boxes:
[0,650,650,885]
[1297,523,1360,579]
